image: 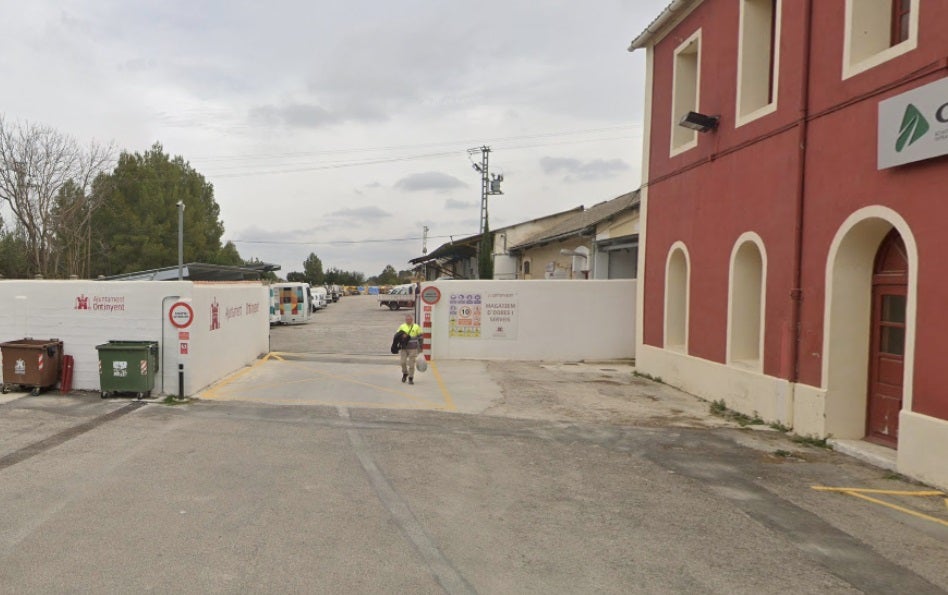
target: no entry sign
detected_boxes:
[169,301,194,328]
[421,286,441,305]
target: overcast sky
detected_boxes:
[0,0,668,277]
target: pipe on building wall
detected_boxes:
[789,0,815,384]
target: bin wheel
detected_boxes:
[136,392,144,400]
[1,385,8,394]
[101,391,110,399]
[30,387,40,396]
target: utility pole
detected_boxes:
[467,146,503,279]
[421,225,429,280]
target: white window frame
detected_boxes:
[736,0,782,127]
[842,0,919,80]
[669,30,702,157]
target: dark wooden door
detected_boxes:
[866,231,908,448]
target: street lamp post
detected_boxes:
[177,201,185,280]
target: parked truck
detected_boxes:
[378,283,417,310]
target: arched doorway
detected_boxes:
[866,230,908,447]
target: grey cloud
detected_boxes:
[395,172,466,193]
[540,157,583,174]
[117,57,158,73]
[236,224,331,244]
[540,156,631,182]
[445,199,476,210]
[327,206,391,221]
[249,103,338,129]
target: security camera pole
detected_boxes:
[467,146,503,279]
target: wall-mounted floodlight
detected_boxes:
[679,111,719,132]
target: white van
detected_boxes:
[268,286,281,324]
[311,286,329,310]
[271,282,313,324]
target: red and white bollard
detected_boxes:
[422,307,432,362]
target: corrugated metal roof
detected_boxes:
[409,205,585,265]
[100,262,279,281]
[508,190,640,251]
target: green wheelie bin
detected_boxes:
[96,341,159,399]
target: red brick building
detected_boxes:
[630,0,947,488]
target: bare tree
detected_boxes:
[0,115,113,277]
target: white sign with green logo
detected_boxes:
[879,76,948,169]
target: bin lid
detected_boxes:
[95,340,159,350]
[0,339,62,348]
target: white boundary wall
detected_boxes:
[424,280,635,361]
[0,280,268,396]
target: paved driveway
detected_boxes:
[203,296,501,413]
[0,295,945,593]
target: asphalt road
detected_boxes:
[0,294,945,594]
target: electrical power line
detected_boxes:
[196,126,642,179]
[230,234,465,246]
[194,123,641,165]
[204,133,639,178]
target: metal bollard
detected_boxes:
[178,363,184,400]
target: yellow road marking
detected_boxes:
[812,486,948,528]
[268,358,443,408]
[844,492,948,528]
[429,360,456,412]
[201,353,273,399]
[812,487,944,496]
[201,352,455,411]
[207,374,440,408]
[274,354,457,411]
[205,396,446,410]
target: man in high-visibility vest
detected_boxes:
[397,313,423,385]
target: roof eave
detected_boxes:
[628,0,700,52]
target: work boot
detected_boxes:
[402,373,408,383]
[408,377,414,385]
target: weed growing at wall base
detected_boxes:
[162,396,191,406]
[633,370,664,384]
[791,434,832,449]
[709,399,764,426]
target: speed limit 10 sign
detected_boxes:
[169,301,194,328]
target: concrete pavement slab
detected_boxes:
[199,352,503,415]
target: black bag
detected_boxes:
[391,330,408,354]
